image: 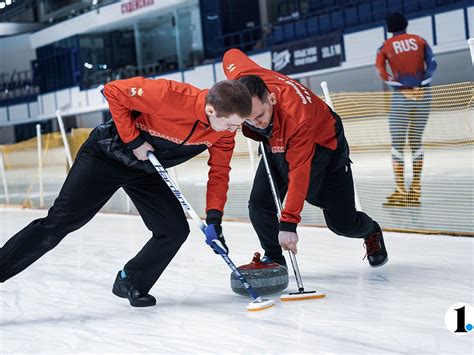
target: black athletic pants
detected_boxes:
[249,148,378,259]
[0,141,189,295]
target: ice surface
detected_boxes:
[0,208,473,354]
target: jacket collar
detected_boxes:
[391,30,407,37]
[195,89,210,126]
[242,107,281,142]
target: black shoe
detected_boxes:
[363,229,388,268]
[262,255,287,268]
[112,271,156,307]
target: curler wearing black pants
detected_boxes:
[0,138,189,297]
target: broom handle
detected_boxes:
[259,142,305,292]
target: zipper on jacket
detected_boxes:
[157,119,202,156]
[179,120,201,146]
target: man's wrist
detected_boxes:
[206,209,223,225]
[279,221,297,233]
[127,134,146,150]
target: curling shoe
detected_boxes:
[262,255,287,268]
[406,183,421,207]
[363,226,388,268]
[383,187,408,207]
[112,271,156,307]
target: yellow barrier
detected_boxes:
[0,82,472,235]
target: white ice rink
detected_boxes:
[0,208,473,354]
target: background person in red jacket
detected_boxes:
[223,49,388,268]
[376,12,437,207]
[0,78,252,307]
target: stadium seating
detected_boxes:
[283,22,296,42]
[344,6,359,27]
[306,15,319,36]
[331,9,344,30]
[358,3,373,23]
[372,0,388,21]
[388,0,403,12]
[319,12,331,33]
[295,20,307,39]
[419,0,436,10]
[403,0,419,13]
[266,0,468,49]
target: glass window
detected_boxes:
[135,4,204,72]
[79,27,136,87]
[136,13,178,72]
[176,5,204,69]
[36,36,81,93]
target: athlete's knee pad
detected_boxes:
[411,147,424,162]
[391,147,404,164]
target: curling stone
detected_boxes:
[230,252,288,296]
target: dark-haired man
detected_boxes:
[376,11,437,207]
[0,77,252,307]
[223,49,388,268]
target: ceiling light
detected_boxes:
[0,3,6,10]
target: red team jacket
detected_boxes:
[375,32,436,88]
[223,49,339,228]
[103,77,235,213]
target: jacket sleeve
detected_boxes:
[422,40,437,85]
[206,131,236,214]
[103,77,169,149]
[222,49,261,80]
[279,119,315,232]
[375,44,390,82]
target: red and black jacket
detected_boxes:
[99,76,235,215]
[223,49,345,231]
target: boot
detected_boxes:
[363,226,388,267]
[384,160,408,207]
[407,183,421,206]
[383,187,408,207]
[112,271,156,307]
[408,155,423,207]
